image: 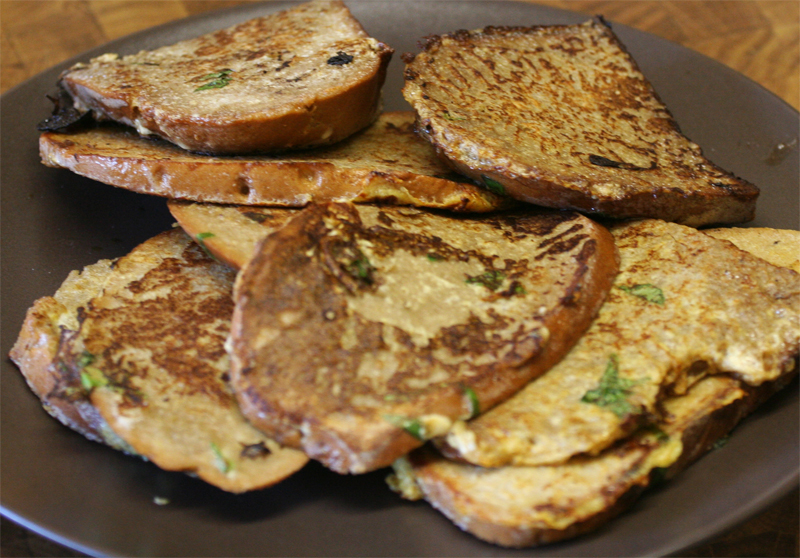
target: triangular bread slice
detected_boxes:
[58,0,393,154]
[388,225,800,548]
[438,220,800,467]
[41,112,509,211]
[401,18,759,227]
[228,203,619,474]
[12,229,308,492]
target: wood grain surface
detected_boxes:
[1,1,798,557]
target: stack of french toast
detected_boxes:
[11,0,799,548]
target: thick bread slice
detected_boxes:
[229,203,619,474]
[401,19,759,227]
[10,260,135,452]
[439,220,800,468]
[705,227,800,273]
[52,229,307,493]
[391,371,796,548]
[41,113,508,211]
[169,201,298,270]
[59,0,393,154]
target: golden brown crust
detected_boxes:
[229,203,618,474]
[438,220,800,468]
[60,0,393,154]
[402,19,759,226]
[41,112,509,211]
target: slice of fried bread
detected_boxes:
[391,370,795,548]
[229,203,619,474]
[705,227,800,272]
[439,220,800,468]
[48,229,307,492]
[41,112,508,211]
[58,0,393,154]
[10,259,135,452]
[169,201,298,270]
[401,18,759,226]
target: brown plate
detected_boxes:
[1,1,798,556]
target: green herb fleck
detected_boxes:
[466,269,505,291]
[442,111,466,122]
[511,282,527,296]
[581,355,642,418]
[641,424,670,443]
[80,366,109,391]
[617,283,665,305]
[211,442,232,473]
[195,69,233,91]
[194,232,217,259]
[463,385,480,419]
[427,253,444,262]
[480,175,506,196]
[384,415,424,441]
[344,253,375,284]
[76,350,95,369]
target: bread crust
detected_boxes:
[402,19,759,227]
[60,0,393,154]
[41,112,509,211]
[229,203,618,474]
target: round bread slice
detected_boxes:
[401,19,759,227]
[59,0,393,154]
[41,112,508,211]
[228,203,619,474]
[53,229,308,493]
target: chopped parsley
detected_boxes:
[344,252,375,285]
[480,175,506,196]
[581,354,642,418]
[195,69,233,91]
[384,415,424,441]
[465,269,505,291]
[211,442,232,473]
[463,385,480,419]
[617,283,665,305]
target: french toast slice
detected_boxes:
[389,226,800,548]
[10,259,135,453]
[705,227,800,272]
[41,112,508,211]
[169,201,298,270]
[58,0,392,154]
[14,229,308,493]
[228,203,619,474]
[391,371,796,548]
[401,18,759,227]
[439,220,800,468]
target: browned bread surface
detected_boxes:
[394,371,794,548]
[388,224,800,548]
[705,227,800,272]
[41,112,508,211]
[229,203,619,474]
[402,19,759,227]
[43,229,307,492]
[169,201,298,270]
[59,0,393,154]
[9,259,135,452]
[439,219,800,468]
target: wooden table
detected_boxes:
[1,1,798,556]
